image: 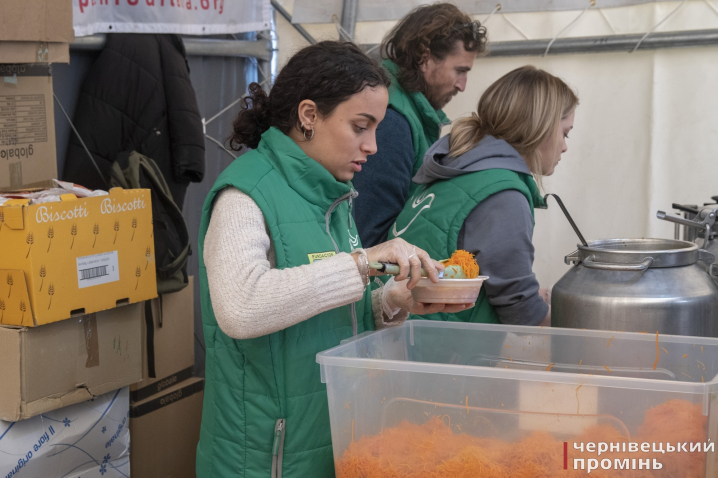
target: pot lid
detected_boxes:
[576,238,706,268]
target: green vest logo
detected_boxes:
[392,188,435,237]
[349,232,360,249]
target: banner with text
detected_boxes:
[73,0,271,37]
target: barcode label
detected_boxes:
[76,251,120,289]
[80,266,108,281]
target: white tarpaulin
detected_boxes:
[0,388,130,478]
[72,0,271,37]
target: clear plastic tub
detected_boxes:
[317,321,718,477]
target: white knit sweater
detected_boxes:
[204,188,407,340]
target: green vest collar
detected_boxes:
[383,59,450,135]
[527,176,547,209]
[257,127,353,210]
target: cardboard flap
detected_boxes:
[0,270,33,326]
[0,180,55,193]
[0,41,70,64]
[1,203,26,230]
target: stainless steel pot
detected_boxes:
[552,238,718,337]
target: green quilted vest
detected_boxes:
[383,60,450,179]
[195,127,374,478]
[390,168,545,323]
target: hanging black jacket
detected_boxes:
[63,34,205,207]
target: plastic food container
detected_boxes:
[410,276,488,304]
[317,321,718,477]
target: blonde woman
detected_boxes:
[389,65,578,325]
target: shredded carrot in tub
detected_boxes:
[444,250,480,279]
[335,400,707,478]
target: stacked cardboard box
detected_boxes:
[130,377,204,478]
[0,184,158,326]
[0,303,142,422]
[0,180,158,419]
[1,0,73,189]
[131,277,196,401]
[0,0,73,64]
[129,278,203,478]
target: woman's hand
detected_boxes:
[365,238,443,289]
[385,279,474,316]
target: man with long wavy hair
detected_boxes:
[352,3,487,247]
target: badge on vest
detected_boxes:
[308,251,336,263]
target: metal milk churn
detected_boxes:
[551,238,718,337]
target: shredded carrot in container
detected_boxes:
[603,365,612,373]
[546,363,555,371]
[444,250,480,279]
[336,400,707,478]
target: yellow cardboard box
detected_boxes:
[0,187,158,326]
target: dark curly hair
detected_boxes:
[229,41,391,150]
[382,3,487,94]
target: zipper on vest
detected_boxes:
[271,418,286,478]
[325,189,360,336]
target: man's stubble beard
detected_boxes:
[424,83,457,110]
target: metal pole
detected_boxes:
[257,9,278,93]
[71,34,272,61]
[340,0,358,41]
[361,28,718,58]
[485,28,718,57]
[270,0,317,45]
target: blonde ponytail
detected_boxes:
[448,113,485,158]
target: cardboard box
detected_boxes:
[0,63,58,189]
[131,277,195,402]
[0,42,70,64]
[0,387,130,478]
[130,377,204,478]
[0,186,158,326]
[0,303,142,422]
[0,0,73,64]
[0,0,74,43]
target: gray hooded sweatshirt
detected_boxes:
[414,134,548,326]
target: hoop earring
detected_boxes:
[302,125,315,141]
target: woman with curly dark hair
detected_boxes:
[195,41,471,478]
